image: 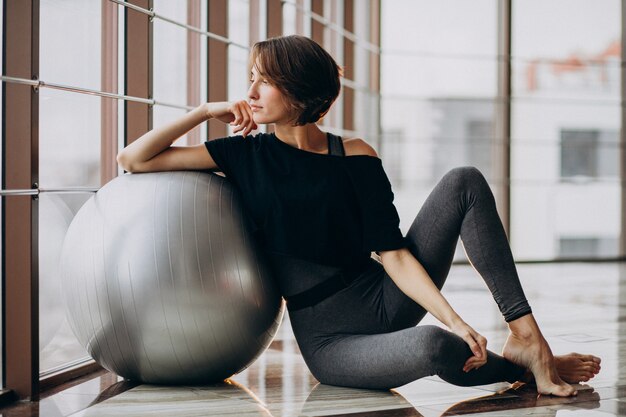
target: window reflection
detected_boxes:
[39,193,91,374]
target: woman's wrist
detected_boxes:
[202,103,213,120]
[446,313,465,331]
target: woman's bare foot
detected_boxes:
[503,315,577,397]
[518,353,601,385]
[554,353,601,383]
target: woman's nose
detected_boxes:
[247,82,259,100]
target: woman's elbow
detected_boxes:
[379,247,411,267]
[116,151,136,172]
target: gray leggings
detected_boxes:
[287,167,531,390]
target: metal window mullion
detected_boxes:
[101,0,119,185]
[0,76,150,105]
[369,0,381,149]
[310,0,324,126]
[28,78,152,104]
[249,0,260,45]
[186,0,201,145]
[343,0,354,132]
[207,0,228,139]
[496,0,512,235]
[125,0,152,146]
[264,0,282,133]
[1,77,198,111]
[295,0,305,35]
[311,0,324,46]
[0,188,99,196]
[621,0,626,257]
[267,0,283,38]
[3,0,40,401]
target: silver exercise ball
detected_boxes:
[60,171,284,384]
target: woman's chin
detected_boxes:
[253,114,285,125]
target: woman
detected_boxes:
[117,35,600,396]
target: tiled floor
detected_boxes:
[2,262,625,416]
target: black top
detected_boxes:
[204,132,406,271]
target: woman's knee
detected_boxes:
[442,166,493,202]
[443,166,486,188]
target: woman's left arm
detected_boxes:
[380,247,488,371]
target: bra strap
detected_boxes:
[327,133,345,157]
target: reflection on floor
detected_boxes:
[2,262,625,416]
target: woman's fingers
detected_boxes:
[462,354,487,372]
[463,333,482,359]
[229,104,243,128]
[241,102,257,136]
[230,101,257,136]
[460,329,488,372]
[475,333,488,360]
[462,356,486,372]
[464,330,487,358]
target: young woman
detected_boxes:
[117,35,600,396]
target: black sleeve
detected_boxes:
[344,157,406,253]
[204,135,248,181]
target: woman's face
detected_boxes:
[247,64,294,125]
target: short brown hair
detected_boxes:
[250,35,342,126]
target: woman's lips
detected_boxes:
[250,105,262,111]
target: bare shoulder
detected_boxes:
[342,138,379,157]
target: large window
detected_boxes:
[380,0,500,260]
[510,0,621,260]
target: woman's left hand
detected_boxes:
[449,319,488,372]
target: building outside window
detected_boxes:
[560,129,619,180]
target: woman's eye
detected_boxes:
[249,77,268,85]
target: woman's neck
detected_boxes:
[273,123,327,153]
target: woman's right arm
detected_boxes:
[116,101,256,173]
[380,247,488,372]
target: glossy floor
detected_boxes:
[2,262,625,416]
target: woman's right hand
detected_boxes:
[449,319,488,372]
[206,101,258,136]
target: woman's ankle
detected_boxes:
[507,313,543,341]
